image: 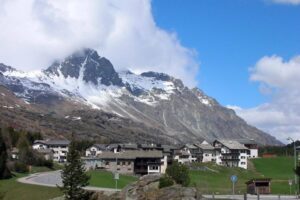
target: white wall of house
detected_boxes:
[147,164,161,174]
[160,155,168,174]
[50,145,68,162]
[238,152,248,169]
[86,146,103,157]
[202,150,216,162]
[32,143,47,150]
[248,149,258,158]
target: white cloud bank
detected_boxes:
[269,0,300,5]
[229,55,300,142]
[0,0,198,87]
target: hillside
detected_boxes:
[0,49,281,145]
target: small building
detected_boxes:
[33,139,70,162]
[83,150,166,175]
[11,147,19,160]
[236,139,258,158]
[262,153,277,158]
[174,144,198,164]
[85,144,107,157]
[194,141,216,162]
[246,179,271,194]
[213,140,248,169]
[36,148,53,160]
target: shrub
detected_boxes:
[14,161,29,173]
[159,175,174,188]
[166,162,190,187]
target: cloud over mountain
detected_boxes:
[0,0,198,87]
[230,55,300,142]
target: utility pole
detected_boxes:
[287,137,297,187]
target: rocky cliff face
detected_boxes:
[0,49,281,145]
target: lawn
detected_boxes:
[189,157,296,195]
[0,173,62,200]
[189,163,260,194]
[88,170,138,189]
[251,157,294,180]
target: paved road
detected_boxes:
[203,194,299,200]
[17,170,121,193]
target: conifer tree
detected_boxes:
[0,129,11,179]
[59,136,90,200]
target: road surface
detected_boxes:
[17,170,121,193]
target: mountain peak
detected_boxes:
[45,49,123,86]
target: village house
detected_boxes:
[85,144,107,157]
[83,150,166,175]
[213,140,248,169]
[236,139,258,158]
[33,139,70,162]
[194,140,216,162]
[174,144,198,164]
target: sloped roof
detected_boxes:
[91,150,163,160]
[194,143,215,150]
[216,140,248,150]
[34,139,70,146]
[235,139,257,145]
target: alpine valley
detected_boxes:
[0,49,280,145]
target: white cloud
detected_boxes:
[269,0,300,5]
[0,0,198,87]
[230,55,300,143]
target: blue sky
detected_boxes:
[152,0,300,108]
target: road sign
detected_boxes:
[114,172,119,180]
[231,175,238,183]
[231,175,238,195]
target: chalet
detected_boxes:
[174,144,198,164]
[194,141,216,162]
[213,140,248,169]
[236,139,258,158]
[85,144,107,157]
[33,139,70,162]
[83,150,165,175]
[246,178,271,194]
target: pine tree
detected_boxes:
[59,136,90,200]
[0,129,11,179]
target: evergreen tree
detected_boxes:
[0,129,11,179]
[59,136,90,200]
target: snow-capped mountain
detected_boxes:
[0,49,281,145]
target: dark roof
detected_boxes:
[235,139,257,145]
[91,144,107,150]
[215,140,248,150]
[84,150,163,160]
[34,139,70,146]
[194,143,215,150]
[246,178,271,184]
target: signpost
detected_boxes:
[231,175,238,195]
[114,172,119,190]
[288,179,293,195]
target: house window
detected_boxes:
[241,162,246,165]
[241,156,246,159]
[117,161,120,165]
[105,161,109,165]
[205,154,209,157]
[122,161,126,165]
[149,165,159,170]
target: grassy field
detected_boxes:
[0,173,62,200]
[0,168,137,200]
[189,156,296,195]
[88,170,138,189]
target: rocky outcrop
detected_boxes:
[92,174,200,200]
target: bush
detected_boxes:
[14,161,29,173]
[159,175,174,188]
[166,162,190,187]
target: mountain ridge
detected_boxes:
[0,49,281,145]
